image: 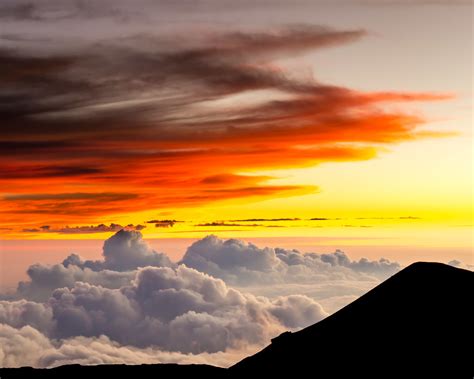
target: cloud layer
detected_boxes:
[1,265,327,365]
[0,324,250,368]
[15,230,399,302]
[181,235,400,285]
[0,16,449,231]
[1,230,404,367]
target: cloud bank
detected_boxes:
[181,235,400,285]
[1,265,327,366]
[0,230,405,367]
[0,16,449,230]
[0,324,250,368]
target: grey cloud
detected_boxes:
[211,25,365,58]
[0,324,248,368]
[0,324,52,367]
[359,0,471,4]
[0,26,364,142]
[267,295,327,329]
[99,230,174,271]
[14,231,400,306]
[182,236,283,275]
[64,230,174,271]
[447,260,473,270]
[0,0,465,24]
[2,266,327,358]
[250,282,370,315]
[0,300,55,333]
[17,264,135,302]
[448,259,462,267]
[319,250,401,277]
[0,0,141,21]
[181,235,401,285]
[1,230,408,368]
[16,230,173,301]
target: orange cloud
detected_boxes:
[0,26,452,233]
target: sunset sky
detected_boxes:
[1,1,472,264]
[0,0,473,369]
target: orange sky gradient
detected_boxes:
[0,1,472,268]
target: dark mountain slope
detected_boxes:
[231,262,473,377]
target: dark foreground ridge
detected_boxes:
[1,262,472,378]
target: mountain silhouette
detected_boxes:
[1,262,472,378]
[231,262,473,377]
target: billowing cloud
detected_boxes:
[178,235,402,313]
[17,264,136,302]
[64,230,174,272]
[10,232,472,368]
[0,324,249,368]
[318,250,400,276]
[14,231,400,309]
[0,265,327,365]
[16,231,173,301]
[0,324,53,367]
[0,21,450,229]
[0,300,55,334]
[0,230,408,367]
[180,235,400,286]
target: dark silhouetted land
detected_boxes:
[1,262,472,378]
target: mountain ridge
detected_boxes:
[231,262,473,377]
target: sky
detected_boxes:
[0,0,472,369]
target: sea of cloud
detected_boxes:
[1,230,402,368]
